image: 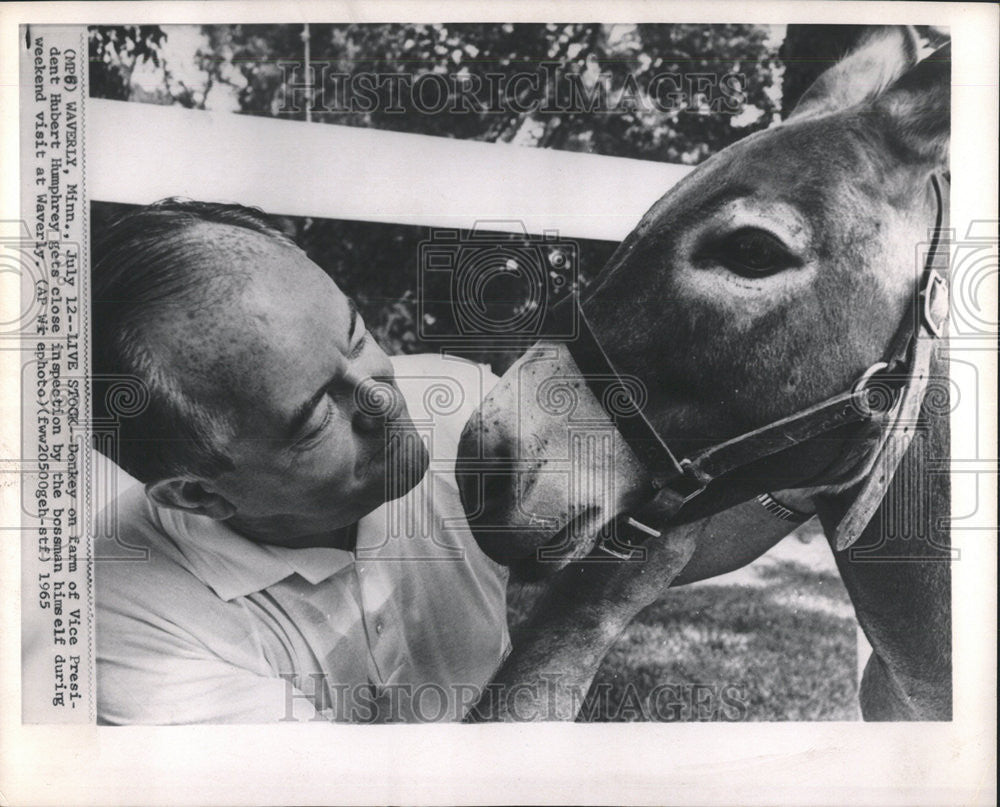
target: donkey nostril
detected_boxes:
[456,465,513,520]
[479,472,510,512]
[456,409,514,519]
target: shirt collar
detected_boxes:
[153,502,356,601]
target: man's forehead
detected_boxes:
[172,221,336,308]
[183,220,295,272]
[147,225,345,415]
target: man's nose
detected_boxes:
[350,374,404,434]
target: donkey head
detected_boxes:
[457,28,950,573]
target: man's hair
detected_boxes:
[91,198,297,483]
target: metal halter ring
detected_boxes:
[596,517,661,560]
[850,361,896,418]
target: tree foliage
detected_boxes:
[91,23,782,163]
[89,26,167,101]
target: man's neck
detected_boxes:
[225,515,359,551]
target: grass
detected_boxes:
[506,531,860,722]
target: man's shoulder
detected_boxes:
[93,484,214,615]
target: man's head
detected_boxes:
[93,199,428,547]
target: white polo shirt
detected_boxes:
[95,355,510,724]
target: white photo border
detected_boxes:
[1,2,996,805]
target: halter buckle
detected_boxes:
[920,269,947,339]
[651,458,707,506]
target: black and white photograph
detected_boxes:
[1,2,996,805]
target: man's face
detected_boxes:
[153,224,429,546]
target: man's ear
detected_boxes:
[869,43,950,168]
[146,477,237,520]
[789,26,920,120]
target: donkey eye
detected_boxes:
[707,228,796,277]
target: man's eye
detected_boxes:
[297,396,334,447]
[706,228,796,277]
[347,332,367,361]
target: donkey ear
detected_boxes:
[869,43,951,167]
[789,26,920,119]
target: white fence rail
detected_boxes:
[87,98,692,241]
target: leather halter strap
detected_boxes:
[832,175,949,549]
[563,175,948,550]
